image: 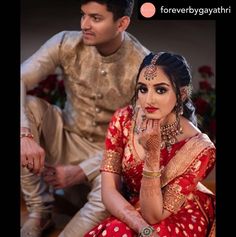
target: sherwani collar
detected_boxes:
[93,32,130,63]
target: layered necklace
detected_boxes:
[133,107,183,151]
[160,119,183,151]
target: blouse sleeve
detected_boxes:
[100,108,128,175]
[162,146,215,214]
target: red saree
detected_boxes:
[84,106,216,237]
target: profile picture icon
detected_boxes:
[140,2,156,18]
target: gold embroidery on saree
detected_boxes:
[193,194,209,224]
[206,148,215,170]
[163,183,186,213]
[123,111,144,172]
[160,134,215,214]
[101,150,122,174]
[107,129,120,146]
[161,133,215,188]
[187,147,215,178]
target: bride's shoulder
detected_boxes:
[179,117,201,141]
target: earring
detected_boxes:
[175,102,183,116]
[179,104,183,115]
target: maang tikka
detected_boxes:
[144,54,160,80]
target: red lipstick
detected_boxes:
[145,107,158,113]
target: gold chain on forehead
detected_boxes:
[143,54,160,80]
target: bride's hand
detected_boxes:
[138,119,162,153]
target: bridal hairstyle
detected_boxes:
[132,52,197,126]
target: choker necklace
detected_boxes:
[161,120,183,151]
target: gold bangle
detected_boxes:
[142,167,163,178]
[20,133,34,139]
[142,171,161,178]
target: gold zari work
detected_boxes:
[101,150,122,174]
[163,183,186,213]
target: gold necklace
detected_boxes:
[160,120,183,150]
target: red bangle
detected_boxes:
[20,133,34,139]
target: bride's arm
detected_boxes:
[138,120,172,223]
[102,171,151,234]
[139,150,172,224]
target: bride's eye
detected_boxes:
[138,85,148,93]
[156,86,167,94]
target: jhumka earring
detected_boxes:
[144,54,160,80]
[175,102,183,137]
[175,102,183,116]
[178,104,184,116]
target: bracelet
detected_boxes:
[20,132,34,139]
[142,167,164,178]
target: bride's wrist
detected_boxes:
[143,163,160,171]
[144,152,160,170]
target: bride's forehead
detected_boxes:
[139,67,171,84]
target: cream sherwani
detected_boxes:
[21,31,149,236]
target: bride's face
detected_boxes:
[137,66,177,120]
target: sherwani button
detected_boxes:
[88,137,94,142]
[96,93,103,99]
[95,107,101,113]
[101,70,107,76]
[92,121,97,127]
